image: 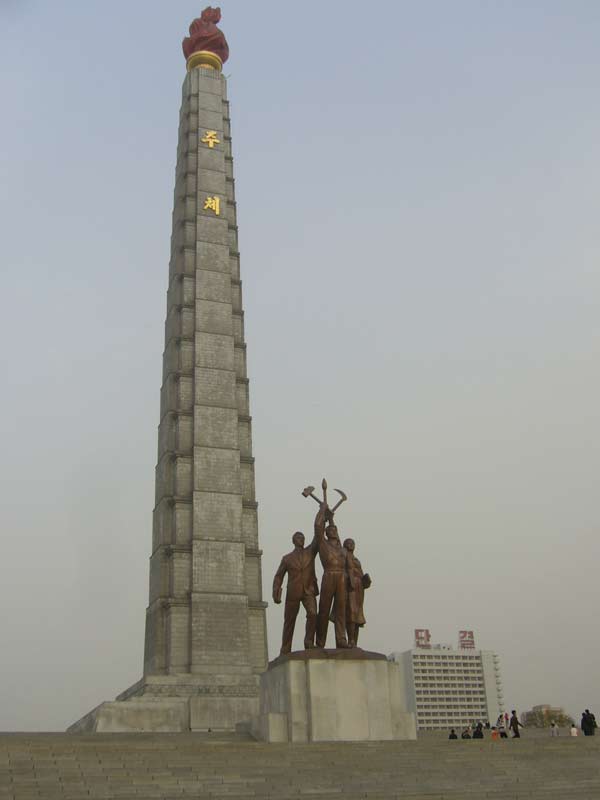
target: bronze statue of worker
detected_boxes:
[315,504,350,649]
[272,506,322,654]
[297,480,351,649]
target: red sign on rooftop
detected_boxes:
[459,630,476,649]
[414,629,431,648]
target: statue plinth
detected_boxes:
[247,649,416,743]
[258,481,413,743]
[268,646,388,669]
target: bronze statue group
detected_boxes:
[273,484,371,655]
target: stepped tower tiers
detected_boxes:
[68,8,268,734]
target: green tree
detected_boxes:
[523,707,574,728]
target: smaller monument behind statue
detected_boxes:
[249,480,416,743]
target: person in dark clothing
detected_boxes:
[472,722,484,739]
[461,728,471,739]
[509,710,524,738]
[581,709,597,736]
[448,729,458,739]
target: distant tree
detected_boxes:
[523,707,574,728]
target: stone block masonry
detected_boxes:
[8,732,600,798]
[147,65,268,702]
[69,65,267,733]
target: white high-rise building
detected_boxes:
[389,635,504,731]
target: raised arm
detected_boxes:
[313,502,327,546]
[308,505,326,555]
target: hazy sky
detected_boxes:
[1,0,599,731]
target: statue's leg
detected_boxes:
[345,622,354,647]
[333,574,348,648]
[281,598,300,654]
[316,572,334,647]
[302,594,317,649]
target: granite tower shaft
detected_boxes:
[142,59,268,717]
[69,14,268,733]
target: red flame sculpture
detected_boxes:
[182,7,230,65]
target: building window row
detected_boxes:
[414,682,485,688]
[417,704,487,710]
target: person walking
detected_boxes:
[570,724,579,737]
[509,710,524,738]
[581,709,597,736]
[550,721,559,737]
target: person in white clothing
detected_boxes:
[570,724,579,737]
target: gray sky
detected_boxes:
[1,0,599,731]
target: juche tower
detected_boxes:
[70,7,268,733]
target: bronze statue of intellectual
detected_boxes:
[342,538,371,648]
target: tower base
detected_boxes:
[248,649,417,743]
[67,673,260,733]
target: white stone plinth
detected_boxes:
[252,650,417,743]
[67,699,190,734]
[68,674,260,734]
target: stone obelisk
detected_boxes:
[69,8,268,733]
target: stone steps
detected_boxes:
[1,733,599,799]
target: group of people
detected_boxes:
[581,709,597,736]
[273,501,371,654]
[449,722,491,740]
[449,710,522,741]
[547,710,596,737]
[550,721,581,737]
[449,709,597,740]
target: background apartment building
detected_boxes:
[389,630,504,730]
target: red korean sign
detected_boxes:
[459,630,476,649]
[414,629,431,648]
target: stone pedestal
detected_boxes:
[67,673,260,733]
[250,649,417,743]
[67,698,190,734]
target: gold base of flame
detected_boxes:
[186,51,223,72]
